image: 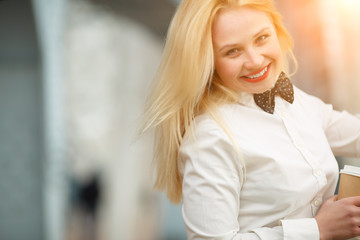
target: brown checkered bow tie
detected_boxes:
[253,72,294,114]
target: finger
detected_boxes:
[332,195,339,201]
[327,195,338,202]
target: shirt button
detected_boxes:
[313,199,322,207]
[315,169,323,177]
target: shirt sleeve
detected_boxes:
[178,119,320,240]
[319,100,360,157]
[280,218,319,240]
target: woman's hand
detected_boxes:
[315,195,360,240]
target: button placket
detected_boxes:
[313,199,322,207]
[278,102,327,197]
[313,169,327,186]
[315,169,323,177]
[311,197,323,216]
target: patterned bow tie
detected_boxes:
[253,72,294,114]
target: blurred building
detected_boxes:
[0,1,44,239]
[0,0,68,239]
[0,0,184,239]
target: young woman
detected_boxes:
[142,0,360,239]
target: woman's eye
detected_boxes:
[226,49,239,56]
[256,34,269,43]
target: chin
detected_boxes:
[253,88,269,94]
[259,76,277,92]
[253,83,273,93]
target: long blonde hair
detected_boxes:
[142,0,296,204]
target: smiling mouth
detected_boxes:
[242,63,271,83]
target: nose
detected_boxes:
[243,48,264,69]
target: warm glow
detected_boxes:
[336,0,360,23]
[338,0,360,12]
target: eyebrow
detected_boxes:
[218,27,272,52]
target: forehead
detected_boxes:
[212,7,274,46]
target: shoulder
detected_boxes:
[293,85,337,127]
[294,85,327,105]
[293,85,333,111]
[191,105,240,136]
[294,85,318,101]
[187,104,246,144]
[185,111,231,146]
[178,107,242,176]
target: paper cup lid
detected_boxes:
[340,165,360,177]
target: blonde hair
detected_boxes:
[142,0,296,204]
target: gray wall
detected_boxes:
[0,1,44,239]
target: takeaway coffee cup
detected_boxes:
[337,165,360,200]
[338,165,360,240]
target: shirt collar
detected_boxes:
[238,91,258,108]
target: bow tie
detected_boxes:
[253,72,294,114]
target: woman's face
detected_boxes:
[212,7,282,94]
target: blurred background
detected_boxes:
[0,0,360,240]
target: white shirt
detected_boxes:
[178,86,360,240]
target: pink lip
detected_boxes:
[241,63,271,83]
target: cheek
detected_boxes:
[215,59,239,81]
[269,40,282,61]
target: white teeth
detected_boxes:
[247,66,267,79]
